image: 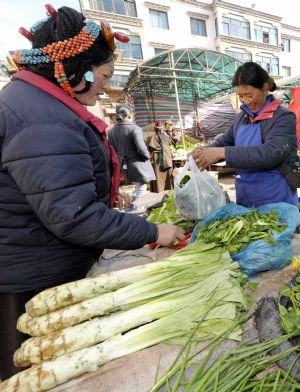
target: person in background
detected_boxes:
[192,61,298,208]
[108,104,156,203]
[195,120,205,143]
[164,120,173,136]
[165,119,182,144]
[0,5,184,380]
[148,120,174,193]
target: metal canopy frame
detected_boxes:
[124,48,243,103]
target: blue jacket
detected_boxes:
[0,79,157,293]
[211,96,297,170]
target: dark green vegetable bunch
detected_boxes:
[196,209,287,254]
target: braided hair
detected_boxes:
[25,7,114,89]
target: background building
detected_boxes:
[79,0,300,121]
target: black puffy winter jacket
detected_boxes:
[0,78,157,293]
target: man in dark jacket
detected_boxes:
[108,105,155,201]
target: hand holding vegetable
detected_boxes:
[156,224,185,247]
[191,147,225,170]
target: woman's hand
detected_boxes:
[155,224,185,247]
[116,192,132,209]
[191,147,225,170]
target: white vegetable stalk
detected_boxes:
[25,242,218,317]
[14,270,243,366]
[18,257,238,337]
[24,261,179,317]
[1,243,248,391]
[1,305,228,392]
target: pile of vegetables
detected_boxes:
[1,242,247,391]
[176,136,196,152]
[147,190,195,231]
[171,136,196,159]
[196,209,287,255]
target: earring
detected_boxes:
[84,70,94,83]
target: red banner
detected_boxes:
[288,85,300,140]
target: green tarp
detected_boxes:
[124,48,242,103]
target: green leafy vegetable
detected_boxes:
[196,209,287,254]
[279,280,300,335]
[147,190,195,231]
[246,281,259,292]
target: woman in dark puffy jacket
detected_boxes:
[0,5,184,380]
[192,61,298,208]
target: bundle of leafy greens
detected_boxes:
[196,209,287,255]
[147,190,195,231]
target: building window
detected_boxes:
[116,34,143,59]
[222,16,250,40]
[256,54,279,75]
[215,18,218,37]
[149,9,169,29]
[190,18,207,36]
[88,0,137,17]
[110,74,128,88]
[282,38,291,52]
[154,48,166,55]
[282,66,291,77]
[254,23,278,45]
[225,50,251,63]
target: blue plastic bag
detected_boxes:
[190,202,300,277]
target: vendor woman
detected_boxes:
[192,61,298,208]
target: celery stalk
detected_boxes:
[15,269,245,366]
[18,251,238,336]
[25,243,219,317]
[2,305,238,392]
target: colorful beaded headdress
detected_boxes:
[13,4,129,97]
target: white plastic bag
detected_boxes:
[174,156,226,220]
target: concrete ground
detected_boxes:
[217,173,236,202]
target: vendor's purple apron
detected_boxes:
[235,121,298,207]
